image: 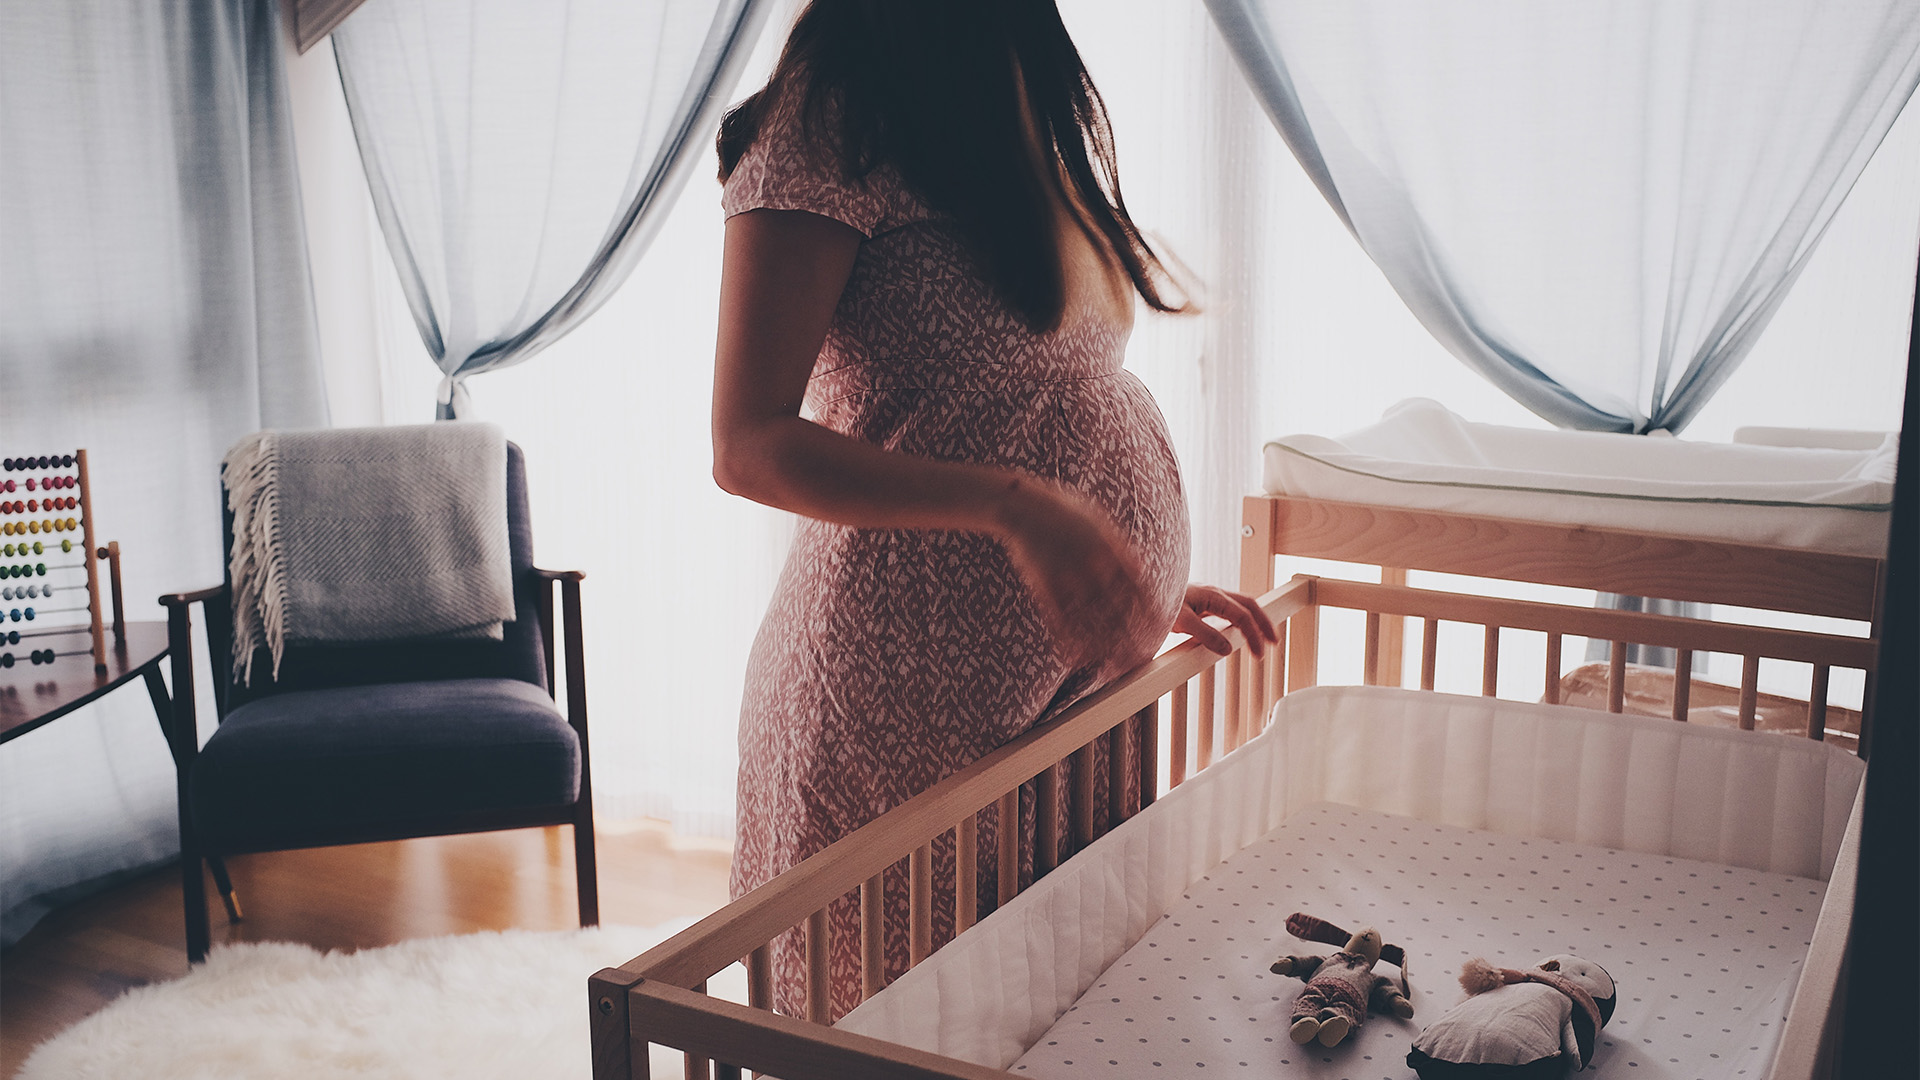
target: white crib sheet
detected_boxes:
[1009,803,1825,1080]
[836,688,1863,1073]
[1262,398,1894,557]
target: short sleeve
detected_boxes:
[721,84,919,238]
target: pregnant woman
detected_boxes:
[713,0,1275,1019]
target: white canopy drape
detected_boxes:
[333,0,771,417]
[1208,0,1920,432]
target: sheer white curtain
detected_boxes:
[0,0,326,944]
[297,0,1920,841]
[332,0,772,419]
[1206,0,1920,433]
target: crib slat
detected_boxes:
[1672,649,1693,722]
[1225,651,1244,751]
[909,844,933,967]
[1739,654,1761,731]
[1169,680,1190,788]
[1481,625,1499,697]
[1287,604,1319,692]
[996,790,1019,907]
[1108,721,1129,826]
[1364,611,1383,686]
[1379,567,1408,687]
[860,873,884,1001]
[1036,768,1060,875]
[805,908,831,1025]
[1197,663,1217,770]
[1808,665,1831,741]
[1544,632,1562,704]
[1269,623,1287,722]
[1138,701,1159,811]
[956,813,978,933]
[1249,646,1267,729]
[1420,617,1438,692]
[684,981,711,1080]
[747,946,771,1012]
[1070,743,1096,851]
[1607,643,1627,714]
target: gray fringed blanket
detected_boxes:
[223,423,515,684]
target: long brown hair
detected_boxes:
[718,0,1189,332]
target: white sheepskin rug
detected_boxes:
[19,922,745,1080]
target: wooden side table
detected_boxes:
[1,621,170,745]
[1,620,240,926]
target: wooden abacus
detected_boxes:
[1,449,125,673]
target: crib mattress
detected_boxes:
[837,688,1864,1076]
[1262,399,1894,557]
[1007,802,1824,1080]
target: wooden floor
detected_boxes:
[0,821,733,1078]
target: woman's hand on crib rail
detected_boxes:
[1175,583,1279,659]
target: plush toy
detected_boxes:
[1268,912,1413,1048]
[1406,955,1618,1078]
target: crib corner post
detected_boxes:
[1286,594,1319,693]
[590,967,645,1080]
[1240,497,1277,596]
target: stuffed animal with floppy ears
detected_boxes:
[1268,912,1414,1048]
[1407,954,1618,1077]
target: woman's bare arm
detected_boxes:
[713,209,1061,534]
[711,207,1275,662]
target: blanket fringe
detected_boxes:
[223,432,287,685]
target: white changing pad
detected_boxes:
[1010,803,1825,1080]
[1263,399,1894,557]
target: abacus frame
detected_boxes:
[1,448,126,672]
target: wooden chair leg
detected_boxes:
[573,802,600,927]
[164,599,212,962]
[207,856,243,923]
[181,843,211,963]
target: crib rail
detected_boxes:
[589,574,1876,1080]
[590,578,1312,1080]
[1305,578,1879,743]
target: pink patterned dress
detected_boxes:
[724,86,1190,1020]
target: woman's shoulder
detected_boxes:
[720,78,931,238]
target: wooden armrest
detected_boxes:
[160,583,229,608]
[533,567,585,583]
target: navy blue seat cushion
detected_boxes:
[191,678,580,853]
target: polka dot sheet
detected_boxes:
[1008,803,1825,1080]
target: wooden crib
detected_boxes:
[587,568,1876,1080]
[1240,493,1885,746]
